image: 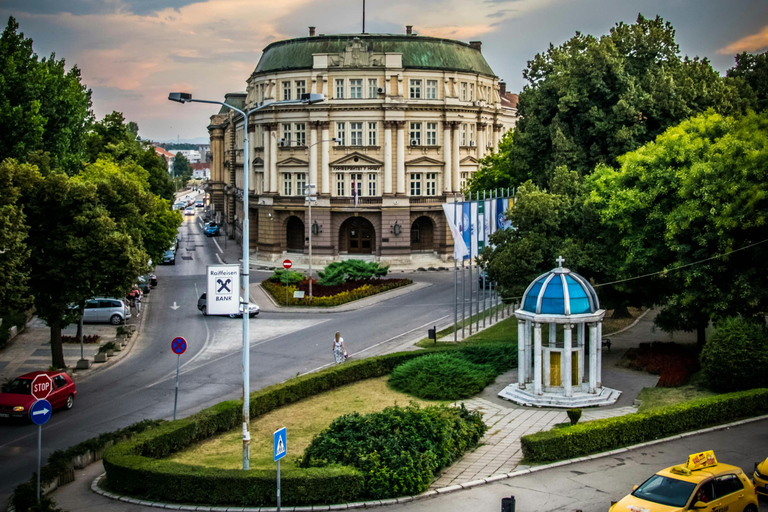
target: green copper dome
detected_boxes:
[253,34,495,77]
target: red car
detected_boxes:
[0,371,76,422]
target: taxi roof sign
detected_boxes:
[686,450,717,471]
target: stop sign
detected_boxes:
[283,259,292,269]
[31,374,53,400]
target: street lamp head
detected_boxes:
[168,92,192,103]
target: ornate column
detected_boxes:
[269,122,278,193]
[396,121,405,195]
[589,322,597,393]
[526,319,533,383]
[320,121,330,194]
[564,324,573,397]
[309,121,319,194]
[477,122,487,159]
[517,319,526,388]
[384,121,393,194]
[452,121,461,192]
[533,322,543,395]
[549,322,556,347]
[442,121,452,194]
[262,124,271,193]
[596,321,603,388]
[578,323,585,385]
[493,123,503,151]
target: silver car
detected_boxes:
[83,298,131,325]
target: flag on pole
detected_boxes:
[470,201,479,258]
[442,203,469,259]
[352,174,358,207]
[462,202,471,260]
[477,200,485,254]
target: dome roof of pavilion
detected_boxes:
[521,262,599,316]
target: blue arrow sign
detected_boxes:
[274,427,287,461]
[30,399,52,425]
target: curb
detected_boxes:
[603,308,651,338]
[89,414,768,511]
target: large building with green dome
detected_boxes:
[207,26,518,263]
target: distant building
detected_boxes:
[176,149,202,163]
[191,162,210,180]
[154,146,176,173]
[207,26,518,263]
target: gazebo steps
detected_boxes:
[497,384,621,408]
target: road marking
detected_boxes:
[213,237,223,254]
[170,302,180,310]
[216,253,225,264]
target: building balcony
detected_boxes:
[330,197,383,206]
[409,196,443,204]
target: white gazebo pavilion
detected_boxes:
[498,257,621,407]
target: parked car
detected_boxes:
[173,202,186,210]
[83,298,131,325]
[162,250,176,265]
[148,274,158,287]
[0,371,77,421]
[197,293,259,318]
[755,456,768,496]
[205,223,220,237]
[184,206,195,216]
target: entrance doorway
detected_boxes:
[341,217,375,254]
[410,216,434,252]
[286,216,304,253]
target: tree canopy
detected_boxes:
[726,51,768,113]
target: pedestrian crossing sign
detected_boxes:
[274,427,287,461]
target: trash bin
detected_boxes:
[428,326,436,343]
[501,496,515,512]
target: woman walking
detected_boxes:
[332,332,346,364]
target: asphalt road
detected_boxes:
[0,205,461,507]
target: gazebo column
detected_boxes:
[588,322,598,393]
[563,324,573,397]
[596,321,603,388]
[533,322,543,395]
[525,320,533,383]
[577,323,585,387]
[549,322,556,347]
[517,319,526,389]
[543,349,550,390]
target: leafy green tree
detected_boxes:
[588,110,768,346]
[0,17,92,175]
[471,14,738,191]
[726,51,768,113]
[700,317,768,392]
[172,152,193,184]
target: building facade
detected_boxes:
[207,27,518,263]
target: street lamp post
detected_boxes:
[304,138,337,300]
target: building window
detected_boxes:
[295,80,306,98]
[352,173,362,197]
[336,174,345,196]
[426,123,437,146]
[410,173,422,196]
[295,123,306,146]
[410,79,421,99]
[409,122,421,146]
[460,124,467,146]
[469,123,475,146]
[336,122,346,145]
[283,173,293,196]
[350,122,363,146]
[425,173,437,196]
[350,79,362,99]
[368,78,378,98]
[460,82,467,101]
[282,123,292,146]
[368,122,377,146]
[296,173,306,196]
[368,173,377,196]
[335,79,344,99]
[461,171,469,190]
[426,80,437,99]
[283,81,291,101]
[469,83,475,101]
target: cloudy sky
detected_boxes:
[2,0,767,142]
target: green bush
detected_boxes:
[299,404,486,499]
[317,259,389,285]
[700,317,768,392]
[269,268,304,285]
[521,388,768,463]
[567,408,582,425]
[389,352,497,399]
[317,261,346,286]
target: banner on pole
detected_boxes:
[442,203,469,260]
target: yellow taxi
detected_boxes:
[610,451,759,512]
[754,457,768,497]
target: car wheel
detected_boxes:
[65,394,75,410]
[229,313,237,318]
[201,306,207,316]
[172,260,176,265]
[110,314,122,325]
[744,506,758,512]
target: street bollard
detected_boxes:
[501,496,515,512]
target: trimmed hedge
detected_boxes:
[390,353,497,400]
[103,346,494,506]
[262,278,412,307]
[521,388,768,463]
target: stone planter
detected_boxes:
[76,358,91,369]
[73,451,93,469]
[113,344,123,352]
[106,349,115,357]
[94,353,108,363]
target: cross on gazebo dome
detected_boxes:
[556,255,565,268]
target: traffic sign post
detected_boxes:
[30,398,52,504]
[31,374,53,401]
[171,337,187,420]
[282,259,292,269]
[274,427,287,511]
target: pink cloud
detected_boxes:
[717,24,768,54]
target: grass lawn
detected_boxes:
[416,305,516,348]
[167,376,446,470]
[636,385,715,412]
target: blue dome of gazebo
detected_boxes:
[521,262,599,316]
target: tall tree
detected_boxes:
[172,152,193,184]
[471,14,738,191]
[587,110,768,346]
[726,51,768,113]
[0,17,92,175]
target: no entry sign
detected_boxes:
[171,337,187,355]
[31,374,53,400]
[283,259,292,269]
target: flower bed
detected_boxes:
[262,278,412,307]
[622,342,699,387]
[61,334,101,344]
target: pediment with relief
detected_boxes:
[276,157,308,167]
[460,156,479,165]
[330,152,383,167]
[327,37,385,68]
[252,157,264,166]
[406,156,444,167]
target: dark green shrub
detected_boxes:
[299,404,485,499]
[700,317,768,392]
[268,269,304,285]
[567,408,582,425]
[318,259,389,285]
[317,261,346,286]
[389,352,497,399]
[521,388,768,463]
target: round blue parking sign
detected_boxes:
[171,337,187,355]
[30,399,52,425]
